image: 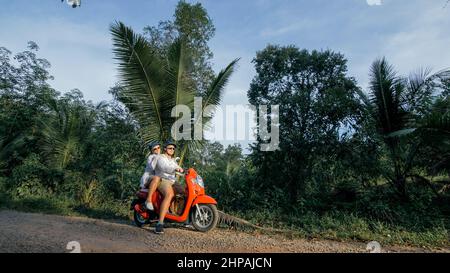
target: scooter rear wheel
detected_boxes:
[191,204,218,232]
[133,209,148,227]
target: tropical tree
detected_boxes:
[248,45,363,205]
[362,58,450,198]
[110,21,238,164]
[0,42,58,176]
[143,1,216,96]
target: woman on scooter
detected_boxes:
[151,140,183,234]
[139,141,161,197]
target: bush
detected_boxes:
[356,184,447,231]
[13,178,52,198]
[9,154,55,192]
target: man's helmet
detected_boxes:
[164,140,177,148]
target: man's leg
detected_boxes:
[145,176,160,210]
[155,180,174,234]
[159,183,174,222]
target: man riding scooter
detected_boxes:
[145,140,183,234]
[132,140,219,233]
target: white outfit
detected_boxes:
[139,154,157,189]
[154,154,181,183]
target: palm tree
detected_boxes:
[40,96,102,170]
[364,57,450,198]
[110,21,239,164]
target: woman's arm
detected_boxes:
[149,154,157,171]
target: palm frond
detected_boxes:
[369,58,409,135]
[181,58,240,162]
[203,58,240,109]
[110,21,173,143]
[39,97,98,170]
[0,133,28,161]
[407,67,432,92]
[162,38,196,140]
[386,128,417,138]
[166,38,195,107]
[405,67,450,114]
[420,110,450,134]
[193,58,240,138]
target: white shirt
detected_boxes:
[154,154,181,182]
[139,154,157,188]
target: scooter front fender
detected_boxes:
[192,195,217,206]
[130,199,140,210]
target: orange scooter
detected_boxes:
[131,168,219,232]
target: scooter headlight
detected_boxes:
[194,175,204,188]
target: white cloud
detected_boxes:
[334,1,450,92]
[260,19,311,38]
[366,0,383,6]
[381,4,450,74]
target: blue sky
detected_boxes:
[1,0,450,149]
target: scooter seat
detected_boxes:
[136,190,148,199]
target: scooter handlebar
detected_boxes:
[175,168,190,176]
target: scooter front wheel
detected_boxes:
[190,204,219,232]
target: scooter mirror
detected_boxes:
[175,157,181,162]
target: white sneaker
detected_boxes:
[145,201,154,211]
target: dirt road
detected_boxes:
[0,210,447,253]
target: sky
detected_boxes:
[1,0,450,150]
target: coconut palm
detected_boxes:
[363,57,450,198]
[110,21,238,164]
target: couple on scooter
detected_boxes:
[139,140,183,234]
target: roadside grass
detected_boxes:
[0,192,131,221]
[227,209,449,248]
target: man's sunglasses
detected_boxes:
[166,147,176,150]
[152,146,160,151]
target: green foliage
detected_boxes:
[248,44,364,204]
[143,1,216,95]
[229,209,448,247]
[364,58,450,198]
[0,43,59,177]
[8,154,56,196]
[13,179,51,199]
[40,90,102,170]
